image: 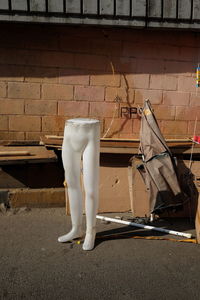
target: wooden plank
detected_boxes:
[83,0,98,15]
[132,0,146,17]
[48,0,63,12]
[0,146,57,165]
[163,0,177,19]
[65,0,81,13]
[0,140,41,146]
[116,0,130,16]
[30,0,46,12]
[99,0,114,16]
[0,0,9,9]
[11,0,27,11]
[178,0,191,19]
[0,151,30,157]
[148,0,162,18]
[193,0,200,20]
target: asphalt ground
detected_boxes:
[0,208,200,300]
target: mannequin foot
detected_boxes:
[58,227,83,243]
[82,228,96,251]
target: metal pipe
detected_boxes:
[96,215,192,239]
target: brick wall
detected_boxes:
[0,23,199,140]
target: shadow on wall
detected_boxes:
[0,23,200,139]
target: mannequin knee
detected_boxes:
[65,175,80,189]
[85,189,98,202]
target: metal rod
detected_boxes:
[96,215,192,239]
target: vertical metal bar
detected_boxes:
[114,0,116,17]
[191,0,194,20]
[161,0,163,19]
[145,0,149,27]
[63,0,66,13]
[27,0,30,12]
[97,0,100,16]
[80,0,83,14]
[8,0,12,11]
[130,0,132,17]
[45,0,48,12]
[176,0,179,20]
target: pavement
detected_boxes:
[0,208,200,300]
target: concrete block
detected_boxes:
[65,0,81,13]
[30,0,46,12]
[163,0,177,19]
[178,0,191,19]
[193,0,200,20]
[48,0,63,13]
[116,0,130,16]
[148,0,162,18]
[100,0,114,16]
[0,0,9,10]
[9,188,65,208]
[132,0,146,17]
[83,0,98,15]
[11,0,27,11]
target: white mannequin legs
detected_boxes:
[58,118,100,251]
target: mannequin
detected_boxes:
[58,118,100,251]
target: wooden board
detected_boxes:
[0,146,57,165]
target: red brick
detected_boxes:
[164,61,193,77]
[161,120,188,135]
[123,74,149,89]
[90,102,118,118]
[59,36,91,53]
[190,93,200,106]
[0,82,6,97]
[104,118,133,137]
[90,74,120,87]
[8,82,40,99]
[25,132,44,141]
[109,57,137,73]
[9,116,41,132]
[59,69,89,85]
[0,65,24,81]
[132,119,141,134]
[159,45,180,61]
[91,39,122,56]
[25,101,57,115]
[188,121,200,135]
[0,49,74,69]
[0,116,8,130]
[122,42,149,58]
[178,76,196,92]
[136,59,164,74]
[123,43,179,60]
[163,91,190,106]
[150,75,177,91]
[179,47,198,62]
[105,87,134,103]
[25,33,59,50]
[42,84,73,100]
[74,54,109,71]
[74,86,104,102]
[153,105,175,120]
[135,89,163,104]
[42,116,66,132]
[58,101,89,117]
[0,100,24,114]
[0,131,25,140]
[175,106,200,121]
[24,66,59,84]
